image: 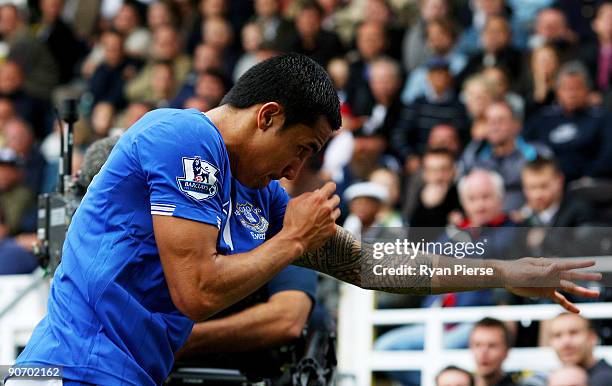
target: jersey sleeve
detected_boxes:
[266,180,290,238]
[134,113,227,228]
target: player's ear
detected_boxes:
[257,102,285,132]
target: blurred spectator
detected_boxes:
[549,313,612,386]
[405,148,460,228]
[112,1,152,59]
[35,0,86,84]
[285,0,343,68]
[346,21,388,115]
[524,61,612,181]
[233,22,263,82]
[251,0,296,49]
[427,122,462,156]
[125,25,190,103]
[401,0,450,72]
[115,101,153,130]
[193,69,228,109]
[456,0,527,56]
[0,61,47,137]
[469,318,517,386]
[519,158,595,227]
[481,66,524,120]
[342,181,389,238]
[361,0,404,61]
[527,8,579,62]
[517,158,597,257]
[506,0,554,31]
[0,98,16,139]
[172,43,223,108]
[201,16,239,76]
[581,2,612,94]
[145,61,176,108]
[355,56,403,145]
[369,167,402,226]
[90,102,116,139]
[401,18,467,104]
[3,118,46,195]
[321,57,356,184]
[392,58,468,173]
[522,44,561,117]
[459,15,523,85]
[436,366,475,386]
[186,0,227,54]
[458,100,552,211]
[0,205,38,275]
[327,56,351,112]
[449,169,517,252]
[61,0,100,40]
[183,96,212,112]
[547,366,588,386]
[146,0,180,31]
[0,147,35,235]
[462,74,497,142]
[88,29,140,110]
[0,4,59,99]
[553,0,604,42]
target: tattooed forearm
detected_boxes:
[292,225,434,295]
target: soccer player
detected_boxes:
[11,54,599,385]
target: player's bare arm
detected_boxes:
[294,225,602,313]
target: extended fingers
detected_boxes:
[559,270,602,282]
[551,290,580,314]
[553,259,596,271]
[560,280,600,298]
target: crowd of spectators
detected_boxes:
[0,0,610,266]
[0,0,611,385]
[431,315,612,386]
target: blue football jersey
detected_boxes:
[16,109,292,385]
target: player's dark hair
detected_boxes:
[221,53,341,131]
[473,317,514,348]
[435,365,474,386]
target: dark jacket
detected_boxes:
[524,105,612,181]
[391,92,468,160]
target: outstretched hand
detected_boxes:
[502,257,601,313]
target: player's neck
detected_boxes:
[206,104,255,176]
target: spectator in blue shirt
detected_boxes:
[524,61,612,181]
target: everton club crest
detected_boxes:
[177,156,219,201]
[235,202,269,236]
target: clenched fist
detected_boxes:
[281,181,341,255]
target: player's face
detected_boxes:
[242,109,332,189]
